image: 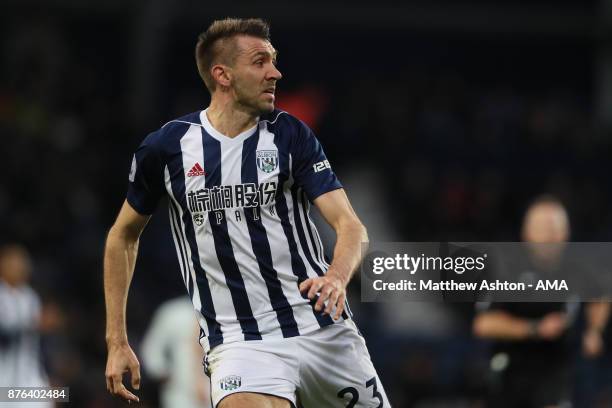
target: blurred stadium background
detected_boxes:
[2,0,612,406]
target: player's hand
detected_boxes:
[537,312,567,340]
[105,342,141,403]
[582,328,604,358]
[299,272,347,320]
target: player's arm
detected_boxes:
[583,301,610,358]
[104,200,151,403]
[299,189,367,320]
[473,310,567,341]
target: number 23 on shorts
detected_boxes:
[337,376,384,408]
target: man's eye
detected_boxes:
[254,60,264,66]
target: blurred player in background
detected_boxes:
[0,244,52,408]
[473,196,610,408]
[141,296,211,408]
[576,288,612,406]
[104,17,389,407]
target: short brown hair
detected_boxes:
[527,194,565,211]
[195,18,271,92]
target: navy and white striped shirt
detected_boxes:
[127,109,351,351]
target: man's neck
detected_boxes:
[0,278,21,289]
[206,98,258,138]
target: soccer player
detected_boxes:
[141,297,211,408]
[473,196,609,408]
[104,18,390,408]
[0,244,52,408]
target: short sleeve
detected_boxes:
[126,132,165,215]
[291,122,342,202]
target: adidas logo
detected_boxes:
[187,162,206,177]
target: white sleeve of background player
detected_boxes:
[27,288,42,329]
[291,121,342,202]
[141,305,172,380]
[126,131,165,215]
[0,287,41,333]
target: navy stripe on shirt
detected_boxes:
[272,130,333,328]
[168,199,190,292]
[291,185,334,327]
[164,121,223,348]
[241,131,300,338]
[298,190,349,319]
[299,190,350,320]
[201,128,262,341]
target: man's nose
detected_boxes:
[269,65,282,80]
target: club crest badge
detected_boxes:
[256,150,278,173]
[193,213,205,226]
[219,375,242,391]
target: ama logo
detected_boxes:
[535,280,568,290]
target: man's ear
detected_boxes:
[211,64,232,89]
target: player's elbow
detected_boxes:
[472,315,491,338]
[472,313,505,339]
[360,223,369,246]
[106,223,140,248]
[344,216,368,245]
[337,215,368,244]
[106,224,125,243]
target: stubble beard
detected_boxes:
[233,78,275,116]
[236,92,274,116]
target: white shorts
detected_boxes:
[206,319,390,407]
